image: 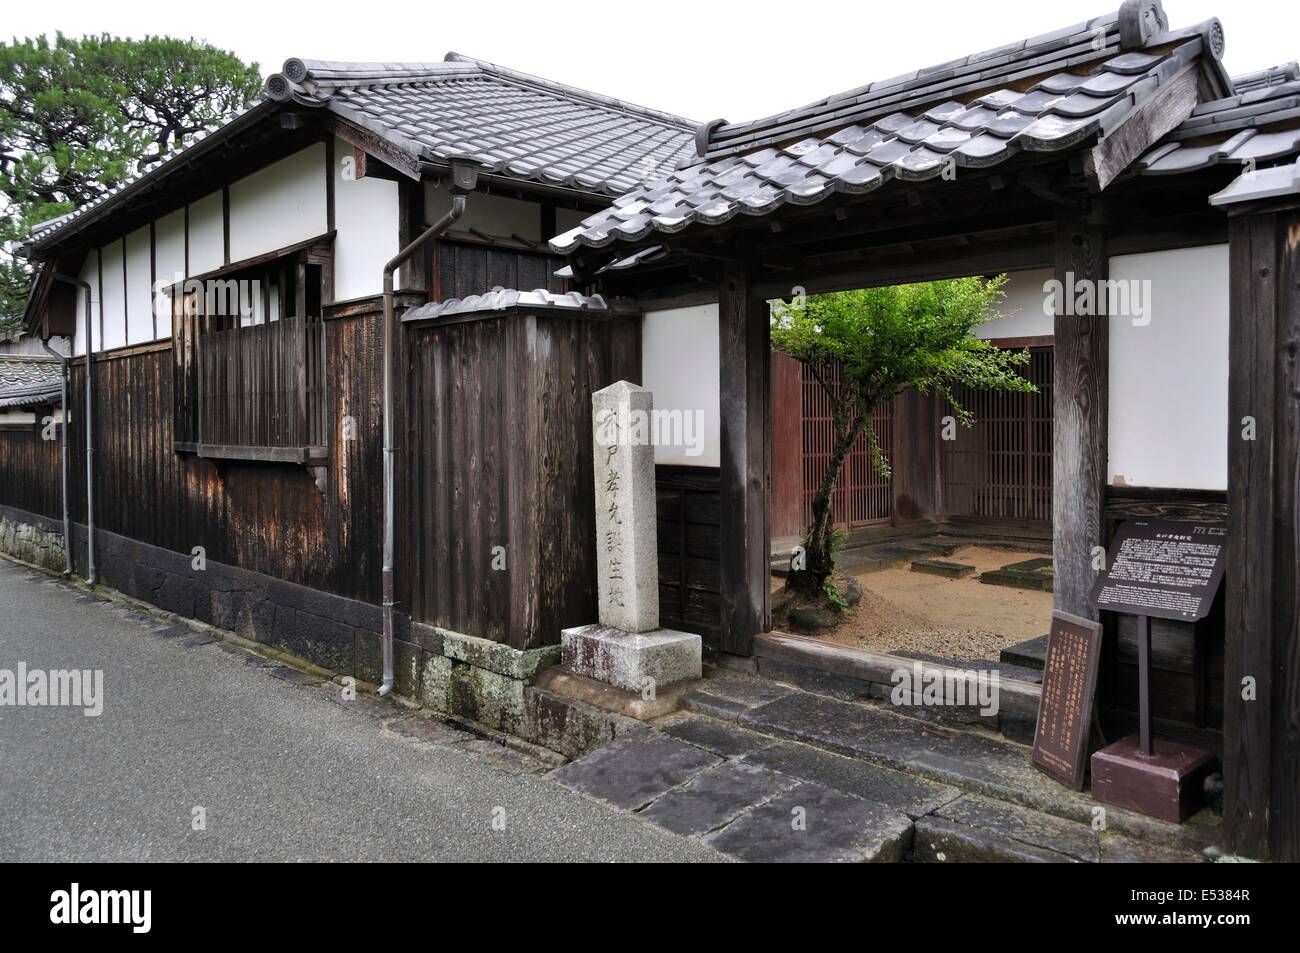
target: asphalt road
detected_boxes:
[0,558,723,862]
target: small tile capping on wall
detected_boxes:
[412,623,560,734]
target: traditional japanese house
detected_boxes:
[6,1,1299,861]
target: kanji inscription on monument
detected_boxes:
[1032,610,1104,790]
[1089,519,1227,622]
[591,380,658,633]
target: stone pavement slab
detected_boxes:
[705,783,913,863]
[640,761,798,837]
[913,816,1077,863]
[682,668,796,721]
[660,715,775,758]
[744,740,960,818]
[547,731,721,810]
[936,793,1100,862]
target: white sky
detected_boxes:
[5,0,1296,124]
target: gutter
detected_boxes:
[47,274,95,585]
[377,159,479,696]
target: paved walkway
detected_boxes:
[0,559,722,862]
[551,669,1224,862]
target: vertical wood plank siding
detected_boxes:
[0,424,62,520]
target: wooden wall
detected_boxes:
[0,423,62,521]
[657,465,722,646]
[400,309,640,650]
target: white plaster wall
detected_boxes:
[187,191,224,276]
[153,208,186,339]
[334,137,399,301]
[125,225,154,344]
[99,240,127,351]
[228,143,328,263]
[642,304,721,467]
[73,249,98,356]
[976,267,1055,339]
[1108,245,1229,491]
[426,184,541,241]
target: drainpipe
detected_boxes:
[377,160,478,695]
[49,273,94,584]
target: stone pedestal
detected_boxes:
[561,623,702,694]
[562,381,701,700]
[1090,735,1217,823]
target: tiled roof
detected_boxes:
[403,288,629,322]
[1210,156,1300,206]
[551,6,1227,255]
[27,54,697,253]
[1138,73,1300,176]
[0,357,62,409]
[264,54,697,196]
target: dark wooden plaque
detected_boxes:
[1032,610,1104,790]
[1089,519,1228,622]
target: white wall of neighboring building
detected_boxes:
[641,303,721,467]
[98,240,126,351]
[335,138,399,301]
[73,249,98,356]
[976,267,1054,339]
[187,190,224,277]
[228,143,328,262]
[1108,245,1229,491]
[153,209,186,340]
[125,225,154,345]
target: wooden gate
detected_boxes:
[801,361,894,530]
[940,346,1053,527]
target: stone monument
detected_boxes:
[561,381,702,695]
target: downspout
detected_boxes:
[377,161,478,696]
[49,273,94,584]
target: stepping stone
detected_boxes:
[661,716,775,758]
[936,793,1100,862]
[738,691,1099,823]
[640,761,798,837]
[705,782,913,863]
[910,559,976,578]
[744,740,960,818]
[547,731,721,810]
[683,670,795,721]
[979,568,1053,592]
[1000,634,1049,671]
[913,816,1077,863]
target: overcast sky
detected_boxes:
[6,0,1297,123]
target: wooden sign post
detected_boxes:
[1088,519,1226,822]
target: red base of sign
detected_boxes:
[1090,735,1217,823]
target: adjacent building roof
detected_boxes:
[551,4,1231,255]
[263,54,697,196]
[0,357,62,409]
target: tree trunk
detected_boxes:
[788,408,868,595]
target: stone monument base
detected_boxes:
[560,623,702,694]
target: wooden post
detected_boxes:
[1224,204,1300,861]
[397,178,431,296]
[1052,206,1108,619]
[719,254,771,656]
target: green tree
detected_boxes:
[1,34,262,331]
[772,277,1036,596]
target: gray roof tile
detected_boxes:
[402,287,628,321]
[0,357,62,409]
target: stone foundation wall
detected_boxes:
[0,504,559,738]
[0,505,66,573]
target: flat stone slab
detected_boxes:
[936,793,1100,862]
[913,816,1077,863]
[910,559,976,578]
[744,740,960,819]
[705,782,913,863]
[640,761,798,837]
[999,634,1049,671]
[561,623,701,693]
[979,565,1054,592]
[547,730,720,810]
[661,716,775,758]
[683,669,796,721]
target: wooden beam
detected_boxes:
[1083,64,1200,192]
[718,253,771,655]
[397,178,431,297]
[1052,206,1108,620]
